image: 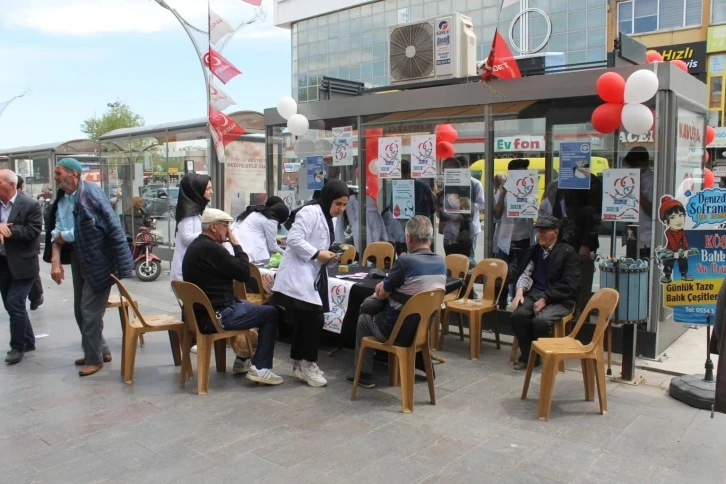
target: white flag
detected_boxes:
[209,10,233,45]
[210,129,226,163]
[210,82,236,111]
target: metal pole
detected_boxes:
[705,313,715,383]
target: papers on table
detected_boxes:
[335,272,369,280]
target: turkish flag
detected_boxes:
[204,47,242,84]
[209,106,246,146]
[241,0,262,6]
[479,30,521,81]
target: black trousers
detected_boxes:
[290,309,324,363]
[510,289,572,363]
[29,273,42,303]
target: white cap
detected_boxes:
[201,208,234,225]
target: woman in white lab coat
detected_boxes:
[169,174,212,283]
[272,179,350,388]
[230,201,289,262]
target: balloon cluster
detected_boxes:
[591,70,658,135]
[435,124,458,158]
[645,50,688,73]
[276,96,309,136]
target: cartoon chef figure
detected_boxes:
[658,195,694,284]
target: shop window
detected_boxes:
[714,0,726,23]
[618,0,702,34]
[710,76,723,110]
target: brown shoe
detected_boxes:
[75,353,112,366]
[79,363,103,377]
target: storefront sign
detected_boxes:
[710,54,725,74]
[306,156,324,190]
[378,136,402,179]
[494,135,545,152]
[411,134,437,178]
[708,127,726,148]
[504,170,538,218]
[558,141,592,190]
[650,42,706,74]
[601,168,640,222]
[713,165,726,176]
[619,130,655,145]
[708,25,726,53]
[674,107,705,205]
[392,179,415,219]
[443,168,471,214]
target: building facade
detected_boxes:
[274,0,609,103]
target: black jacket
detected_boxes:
[516,241,581,307]
[4,191,42,280]
[552,176,602,251]
[42,190,73,265]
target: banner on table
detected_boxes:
[392,179,415,219]
[378,136,402,179]
[323,278,357,333]
[558,142,592,190]
[306,156,325,190]
[504,169,538,218]
[443,168,471,214]
[332,126,354,166]
[602,168,640,222]
[411,134,437,178]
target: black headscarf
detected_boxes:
[237,202,290,226]
[309,179,350,244]
[175,174,210,231]
[265,196,283,207]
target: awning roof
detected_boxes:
[0,139,101,157]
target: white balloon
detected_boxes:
[621,103,653,135]
[287,114,309,136]
[367,158,380,175]
[276,96,297,120]
[314,139,333,155]
[624,69,659,104]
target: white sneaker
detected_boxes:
[290,364,305,381]
[233,357,252,374]
[301,363,327,387]
[246,365,283,385]
[190,345,197,354]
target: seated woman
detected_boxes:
[230,201,290,262]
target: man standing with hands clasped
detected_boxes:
[43,158,133,377]
[0,170,42,364]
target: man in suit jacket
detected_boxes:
[0,170,42,364]
[16,175,44,310]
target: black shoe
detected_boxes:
[345,373,376,389]
[30,295,43,311]
[513,358,541,371]
[25,343,35,352]
[5,349,24,365]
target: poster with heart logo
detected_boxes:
[601,168,640,222]
[504,170,538,218]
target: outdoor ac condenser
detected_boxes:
[388,12,477,86]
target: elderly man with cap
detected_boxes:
[43,158,133,377]
[182,208,283,385]
[509,215,581,370]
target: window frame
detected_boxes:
[617,0,702,34]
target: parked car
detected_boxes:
[143,187,178,219]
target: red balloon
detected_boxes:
[707,125,716,145]
[672,59,688,72]
[435,124,458,143]
[365,138,379,160]
[646,51,663,63]
[366,174,379,204]
[436,141,455,159]
[591,103,623,134]
[596,72,625,104]
[704,168,715,188]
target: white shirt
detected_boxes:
[470,177,486,234]
[170,215,202,283]
[493,192,533,255]
[227,212,284,262]
[0,191,17,256]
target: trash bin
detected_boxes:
[598,258,649,324]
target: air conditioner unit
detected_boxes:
[388,12,477,86]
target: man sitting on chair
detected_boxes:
[510,215,581,370]
[345,215,446,389]
[182,208,283,385]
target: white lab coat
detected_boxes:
[228,212,284,262]
[335,194,389,254]
[170,215,202,283]
[273,204,332,306]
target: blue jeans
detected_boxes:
[219,300,279,370]
[0,266,35,351]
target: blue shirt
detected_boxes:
[51,191,77,243]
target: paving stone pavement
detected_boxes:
[1,262,725,484]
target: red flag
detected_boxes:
[241,0,262,5]
[204,47,242,84]
[479,30,521,81]
[209,106,246,146]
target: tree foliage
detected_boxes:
[80,100,144,140]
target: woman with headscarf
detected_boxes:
[272,179,350,388]
[229,202,290,262]
[169,174,213,283]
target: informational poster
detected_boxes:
[411,134,437,178]
[443,168,471,214]
[657,188,726,324]
[504,170,538,218]
[674,107,705,205]
[601,168,641,222]
[558,142,592,190]
[224,140,267,215]
[331,126,354,166]
[277,189,295,211]
[378,136,402,179]
[306,156,325,190]
[392,179,415,219]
